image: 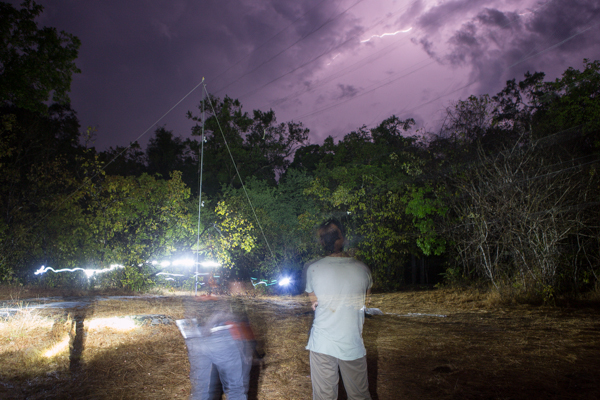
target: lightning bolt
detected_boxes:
[361,27,412,43]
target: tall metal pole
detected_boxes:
[195,84,206,296]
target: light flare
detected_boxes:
[88,317,137,332]
[43,335,70,358]
[278,277,291,287]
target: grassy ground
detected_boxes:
[1,287,599,399]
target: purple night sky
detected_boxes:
[11,0,600,150]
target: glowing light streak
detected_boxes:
[361,27,412,43]
[200,260,221,268]
[43,335,70,358]
[151,258,219,268]
[35,264,124,277]
[36,256,220,281]
[88,316,137,332]
[250,277,278,287]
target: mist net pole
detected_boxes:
[195,85,206,296]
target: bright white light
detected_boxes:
[173,258,195,267]
[157,272,184,277]
[200,260,221,268]
[88,317,137,332]
[279,277,291,286]
[35,264,124,277]
[43,335,70,358]
[160,261,171,267]
[361,27,412,43]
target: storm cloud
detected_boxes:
[8,0,600,148]
[411,0,600,96]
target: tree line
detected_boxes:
[1,1,598,300]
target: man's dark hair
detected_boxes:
[318,219,345,254]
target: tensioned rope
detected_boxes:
[34,78,207,229]
[202,84,276,261]
[1,78,207,270]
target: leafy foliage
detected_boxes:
[187,95,310,197]
[0,0,81,112]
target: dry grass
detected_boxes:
[1,288,600,399]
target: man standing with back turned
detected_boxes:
[305,219,372,400]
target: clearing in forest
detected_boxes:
[0,288,599,399]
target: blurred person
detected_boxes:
[179,294,255,400]
[306,218,372,400]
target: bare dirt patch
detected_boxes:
[1,289,599,399]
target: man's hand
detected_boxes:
[311,301,319,311]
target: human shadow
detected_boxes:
[68,301,95,374]
[363,314,381,400]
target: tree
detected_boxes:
[146,126,195,179]
[532,59,600,148]
[0,104,91,282]
[45,171,195,290]
[303,119,427,289]
[444,137,597,300]
[289,144,322,172]
[187,95,309,197]
[216,169,318,281]
[0,0,84,282]
[0,0,81,113]
[98,142,147,177]
[426,62,600,297]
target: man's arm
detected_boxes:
[307,291,318,311]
